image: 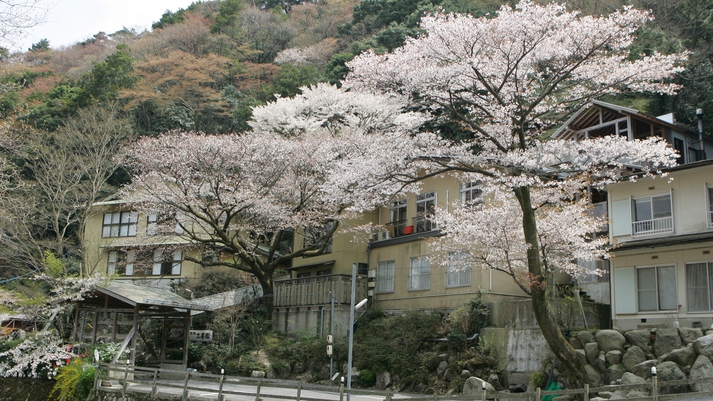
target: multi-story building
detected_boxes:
[83,200,202,289]
[277,175,529,335]
[553,100,713,330]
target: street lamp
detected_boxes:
[347,263,368,401]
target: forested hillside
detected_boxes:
[0,0,710,279]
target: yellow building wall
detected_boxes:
[83,202,201,286]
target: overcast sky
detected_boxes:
[16,0,198,51]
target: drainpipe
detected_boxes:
[698,109,705,160]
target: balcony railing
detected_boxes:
[632,216,673,236]
[273,274,367,307]
[386,219,408,237]
[413,215,436,233]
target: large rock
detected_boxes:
[625,329,652,352]
[375,371,391,390]
[596,330,626,352]
[690,355,713,393]
[654,329,682,357]
[662,347,697,367]
[623,346,646,370]
[577,331,594,345]
[606,350,622,366]
[595,355,607,374]
[488,374,502,391]
[610,372,648,400]
[462,376,495,396]
[693,333,713,357]
[606,364,625,384]
[630,360,657,380]
[679,327,703,345]
[569,337,583,349]
[437,360,448,377]
[585,365,602,387]
[585,342,600,364]
[656,361,688,394]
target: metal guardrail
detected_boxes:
[95,363,713,401]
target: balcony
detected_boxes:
[413,215,436,233]
[273,274,367,307]
[632,216,673,236]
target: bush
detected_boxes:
[225,355,265,377]
[50,359,96,401]
[359,369,376,387]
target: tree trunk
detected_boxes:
[256,276,275,321]
[514,186,588,389]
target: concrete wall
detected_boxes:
[273,304,353,338]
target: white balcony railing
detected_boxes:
[632,216,673,236]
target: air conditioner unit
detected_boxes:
[380,231,392,240]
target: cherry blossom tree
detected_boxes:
[341,1,687,387]
[122,84,427,317]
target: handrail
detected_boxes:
[95,363,713,401]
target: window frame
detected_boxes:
[636,265,677,312]
[152,249,182,276]
[409,256,430,291]
[460,181,483,206]
[102,212,138,238]
[376,260,395,294]
[686,261,713,312]
[302,222,334,254]
[631,193,673,236]
[446,251,471,288]
[415,191,437,233]
[388,199,407,237]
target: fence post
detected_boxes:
[182,370,190,401]
[297,381,302,401]
[584,383,589,401]
[255,378,262,401]
[151,368,158,398]
[652,366,659,401]
[385,388,392,401]
[121,362,129,396]
[218,368,225,401]
[482,381,487,401]
[536,387,541,401]
[92,364,100,391]
[340,377,345,401]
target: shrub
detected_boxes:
[50,359,96,401]
[225,355,265,377]
[359,369,376,387]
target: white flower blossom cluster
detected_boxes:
[0,331,72,378]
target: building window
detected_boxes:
[637,265,677,311]
[708,187,713,227]
[376,261,395,294]
[686,262,713,312]
[147,212,184,235]
[388,199,407,237]
[102,212,138,237]
[152,249,182,276]
[632,194,673,236]
[446,252,471,288]
[409,256,430,291]
[415,191,436,233]
[107,250,136,276]
[296,272,311,279]
[302,222,334,254]
[460,181,483,205]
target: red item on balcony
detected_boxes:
[403,225,415,235]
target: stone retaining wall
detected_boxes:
[569,328,713,394]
